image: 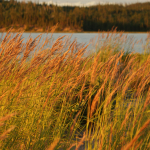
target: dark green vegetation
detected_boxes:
[0,0,150,31]
[0,30,150,149]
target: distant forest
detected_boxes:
[0,0,150,32]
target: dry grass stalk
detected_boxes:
[0,123,4,126]
[110,51,124,81]
[0,126,15,140]
[122,71,137,97]
[67,143,76,150]
[90,74,109,118]
[70,110,82,137]
[98,128,104,150]
[79,78,86,102]
[120,103,131,130]
[0,113,16,122]
[0,113,16,141]
[109,123,113,150]
[0,91,8,100]
[133,139,143,150]
[115,54,136,86]
[122,119,150,150]
[136,75,150,97]
[132,87,150,132]
[47,137,60,150]
[91,50,101,84]
[0,33,23,59]
[75,132,86,150]
[11,77,27,95]
[21,38,36,63]
[104,85,120,109]
[143,87,150,110]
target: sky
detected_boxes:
[17,0,150,6]
[22,0,150,6]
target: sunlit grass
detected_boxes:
[0,29,150,150]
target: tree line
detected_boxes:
[0,0,150,32]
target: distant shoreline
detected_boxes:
[0,28,148,34]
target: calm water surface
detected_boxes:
[0,32,149,54]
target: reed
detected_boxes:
[0,29,149,149]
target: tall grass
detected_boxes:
[0,28,150,150]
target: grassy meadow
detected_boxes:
[0,29,150,150]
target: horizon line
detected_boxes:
[36,1,150,7]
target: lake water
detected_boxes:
[0,32,150,54]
